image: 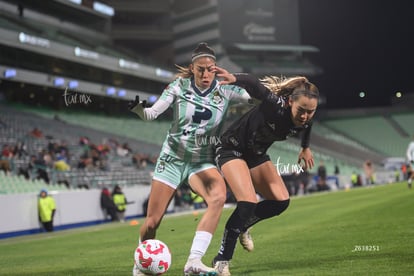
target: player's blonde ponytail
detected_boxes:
[261,76,319,100]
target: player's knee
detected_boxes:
[208,191,227,208]
[258,199,290,219]
[203,183,227,208]
[271,199,290,216]
[277,199,290,215]
[237,201,257,221]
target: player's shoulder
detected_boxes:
[164,77,190,92]
[172,77,191,87]
[167,77,190,85]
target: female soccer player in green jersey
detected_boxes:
[130,42,251,276]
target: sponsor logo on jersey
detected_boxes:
[267,122,276,130]
[229,136,239,146]
[232,150,242,157]
[287,129,298,137]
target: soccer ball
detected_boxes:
[134,239,172,275]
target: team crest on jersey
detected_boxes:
[212,90,223,105]
[157,161,165,173]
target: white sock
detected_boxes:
[188,231,212,260]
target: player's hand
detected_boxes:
[298,147,314,170]
[128,95,147,110]
[214,66,236,85]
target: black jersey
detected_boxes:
[220,74,312,156]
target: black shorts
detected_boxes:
[215,145,270,169]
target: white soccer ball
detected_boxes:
[134,239,172,275]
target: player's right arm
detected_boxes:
[233,73,269,100]
[214,66,269,100]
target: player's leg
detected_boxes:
[133,180,175,276]
[139,154,183,241]
[237,159,290,253]
[139,179,175,241]
[246,160,290,230]
[134,154,180,276]
[213,159,257,275]
[184,166,226,275]
[188,166,227,235]
[219,160,290,265]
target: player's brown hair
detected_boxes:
[261,76,319,100]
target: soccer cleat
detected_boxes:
[184,258,218,276]
[212,258,231,276]
[239,228,254,252]
[132,263,149,276]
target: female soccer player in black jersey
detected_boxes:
[211,67,319,276]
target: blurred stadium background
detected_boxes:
[0,0,413,237]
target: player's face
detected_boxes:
[289,95,318,126]
[190,57,216,90]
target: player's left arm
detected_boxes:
[298,124,314,169]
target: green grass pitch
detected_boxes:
[0,182,413,275]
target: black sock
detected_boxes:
[216,201,256,261]
[242,199,290,231]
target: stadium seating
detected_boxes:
[5,104,170,147]
[391,112,414,138]
[322,115,411,157]
[311,122,370,152]
[2,102,406,194]
[0,103,156,193]
[11,102,362,175]
[0,171,66,194]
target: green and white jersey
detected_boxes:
[146,77,249,163]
